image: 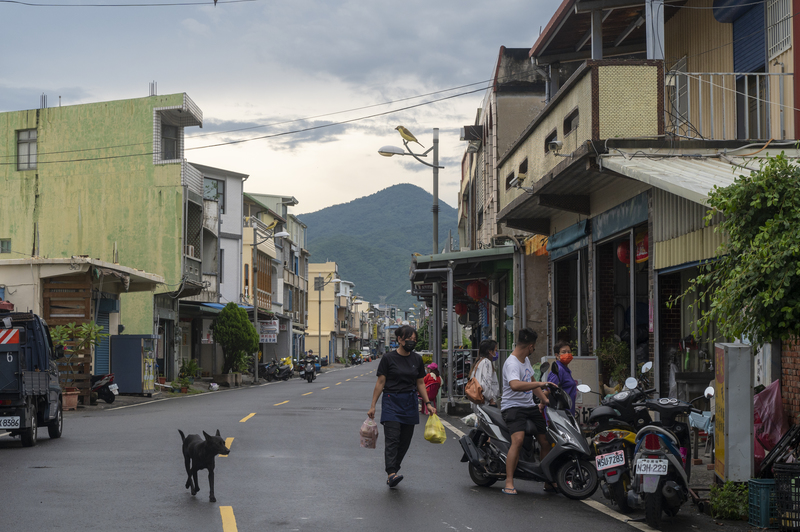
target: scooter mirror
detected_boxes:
[704,386,715,399]
[539,362,551,375]
[641,361,653,373]
[625,377,639,390]
[577,384,592,393]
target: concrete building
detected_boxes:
[0,92,216,381]
[308,262,340,365]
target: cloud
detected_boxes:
[181,18,210,35]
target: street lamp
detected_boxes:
[251,220,289,380]
[314,273,340,365]
[378,128,444,255]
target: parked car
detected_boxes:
[360,349,371,362]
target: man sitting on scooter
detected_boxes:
[500,327,554,495]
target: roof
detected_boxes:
[530,0,685,64]
[0,257,164,292]
[600,152,798,205]
[410,246,516,288]
[188,162,249,180]
[243,193,286,222]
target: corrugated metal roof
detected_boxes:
[413,246,515,265]
[601,155,761,206]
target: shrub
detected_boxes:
[710,481,748,520]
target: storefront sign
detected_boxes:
[279,322,288,332]
[259,320,279,343]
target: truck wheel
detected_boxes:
[48,399,63,439]
[21,403,38,447]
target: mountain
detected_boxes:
[297,183,458,311]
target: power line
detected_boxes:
[0,78,499,161]
[0,0,255,6]
[0,84,490,166]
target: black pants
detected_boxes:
[383,421,415,475]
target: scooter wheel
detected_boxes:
[611,476,633,513]
[468,463,497,487]
[645,492,663,529]
[556,459,598,500]
[307,374,313,383]
[101,390,116,404]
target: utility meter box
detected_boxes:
[714,343,753,482]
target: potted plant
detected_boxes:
[180,358,201,384]
[596,336,631,388]
[178,376,192,393]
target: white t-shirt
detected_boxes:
[501,355,535,411]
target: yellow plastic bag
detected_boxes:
[424,413,446,444]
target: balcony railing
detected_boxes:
[666,71,793,141]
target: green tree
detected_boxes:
[211,302,259,374]
[684,153,800,343]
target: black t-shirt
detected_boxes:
[377,350,425,394]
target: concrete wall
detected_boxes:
[0,94,197,334]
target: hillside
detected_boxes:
[297,183,458,311]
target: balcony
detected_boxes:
[666,71,793,141]
[497,60,663,216]
[183,273,219,303]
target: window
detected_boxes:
[768,0,791,59]
[219,249,225,283]
[563,109,580,136]
[203,178,225,213]
[17,129,37,170]
[0,239,10,254]
[505,172,516,190]
[544,129,558,153]
[162,125,179,160]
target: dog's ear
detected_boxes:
[215,429,221,437]
[203,431,211,440]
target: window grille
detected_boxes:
[768,0,791,59]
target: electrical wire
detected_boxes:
[0,76,504,161]
[0,0,256,6]
[0,84,490,166]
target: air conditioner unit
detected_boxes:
[184,245,195,256]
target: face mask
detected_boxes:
[404,340,417,352]
[559,353,573,365]
[491,350,499,361]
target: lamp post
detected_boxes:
[251,219,289,380]
[315,273,340,366]
[378,128,443,255]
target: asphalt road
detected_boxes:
[0,363,755,532]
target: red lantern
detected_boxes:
[467,281,488,301]
[454,302,468,316]
[617,241,630,265]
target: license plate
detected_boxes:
[595,450,625,471]
[0,416,21,430]
[456,378,467,385]
[635,458,668,475]
[109,383,119,395]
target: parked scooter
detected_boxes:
[91,373,118,404]
[458,365,598,499]
[261,358,292,381]
[583,362,656,513]
[627,386,715,529]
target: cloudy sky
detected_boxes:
[1,0,558,215]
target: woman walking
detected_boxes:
[368,325,436,488]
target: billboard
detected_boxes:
[259,320,279,343]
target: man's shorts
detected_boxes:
[501,405,547,435]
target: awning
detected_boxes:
[600,155,762,206]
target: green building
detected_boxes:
[0,93,206,379]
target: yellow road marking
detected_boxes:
[322,387,330,390]
[274,400,289,406]
[239,413,255,423]
[220,437,234,457]
[336,382,342,385]
[354,376,358,379]
[302,392,313,396]
[220,506,238,532]
[346,379,351,381]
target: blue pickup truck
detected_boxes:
[0,312,64,447]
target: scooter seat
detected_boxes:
[480,405,539,436]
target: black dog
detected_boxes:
[178,429,230,502]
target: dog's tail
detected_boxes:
[178,429,186,443]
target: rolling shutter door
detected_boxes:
[733,6,766,73]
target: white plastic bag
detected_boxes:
[360,417,379,449]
